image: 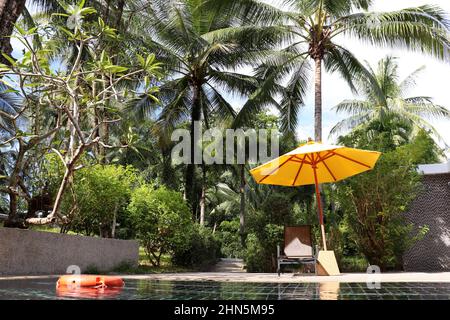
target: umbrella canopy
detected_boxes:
[250,139,381,250]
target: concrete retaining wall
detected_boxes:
[0,228,139,275]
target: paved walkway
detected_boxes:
[210,258,244,272]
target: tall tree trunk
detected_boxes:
[100,115,109,163]
[4,140,26,227]
[314,57,327,250]
[111,202,118,238]
[98,0,125,164]
[68,100,78,158]
[161,147,175,189]
[115,0,125,31]
[0,0,27,65]
[239,164,246,246]
[199,164,206,226]
[314,57,322,142]
[185,83,201,216]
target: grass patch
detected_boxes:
[28,225,80,235]
[0,221,80,235]
[339,256,369,272]
[128,247,192,274]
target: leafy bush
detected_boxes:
[216,219,245,258]
[127,185,192,266]
[243,233,265,272]
[172,225,220,270]
[335,145,428,270]
[260,192,295,224]
[243,192,302,272]
[67,164,139,237]
[244,223,283,272]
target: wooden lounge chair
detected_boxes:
[277,225,317,276]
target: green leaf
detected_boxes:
[104,65,128,74]
[26,27,38,35]
[136,54,146,68]
[79,7,97,16]
[58,27,75,39]
[1,53,15,66]
[0,63,10,72]
[51,13,69,18]
[146,54,156,66]
[15,24,26,36]
[98,17,105,29]
[0,78,14,87]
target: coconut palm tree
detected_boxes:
[330,56,450,143]
[211,0,450,141]
[127,0,289,212]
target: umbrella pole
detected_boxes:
[313,167,327,251]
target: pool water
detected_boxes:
[0,278,449,300]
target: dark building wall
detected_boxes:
[403,173,450,272]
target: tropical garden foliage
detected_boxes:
[1,0,450,272]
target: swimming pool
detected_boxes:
[0,278,449,300]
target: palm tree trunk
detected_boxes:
[314,57,322,142]
[199,165,206,226]
[185,83,202,216]
[0,0,26,65]
[314,57,328,250]
[115,0,126,30]
[239,164,246,246]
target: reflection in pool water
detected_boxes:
[319,282,340,300]
[56,286,123,299]
[0,278,449,300]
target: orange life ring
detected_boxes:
[56,275,125,289]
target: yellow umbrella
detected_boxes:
[250,139,381,250]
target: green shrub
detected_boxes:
[243,192,302,272]
[128,185,192,266]
[216,219,245,258]
[41,154,139,238]
[260,193,294,224]
[244,224,283,272]
[68,164,139,237]
[339,256,369,273]
[243,233,265,272]
[172,225,220,270]
[335,147,427,270]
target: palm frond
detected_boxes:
[333,99,373,115]
[277,59,311,132]
[399,65,426,96]
[324,44,366,93]
[329,113,372,137]
[204,0,290,26]
[339,5,450,61]
[0,84,22,131]
[402,100,450,119]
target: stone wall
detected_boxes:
[403,173,450,271]
[0,228,139,275]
